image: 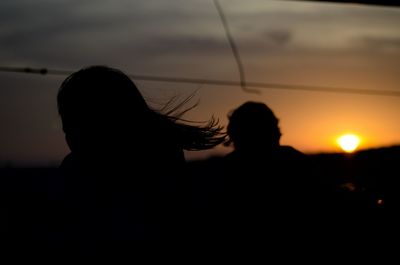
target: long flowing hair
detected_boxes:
[159,94,226,150]
[57,65,226,152]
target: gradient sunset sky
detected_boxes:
[0,0,399,165]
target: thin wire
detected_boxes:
[213,0,259,94]
[0,66,399,97]
[289,0,400,8]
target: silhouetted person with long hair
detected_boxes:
[55,66,225,254]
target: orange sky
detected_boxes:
[0,0,399,165]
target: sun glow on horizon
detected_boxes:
[337,134,361,153]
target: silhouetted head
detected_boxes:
[58,65,226,162]
[226,101,282,153]
[57,66,150,153]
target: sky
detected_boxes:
[0,0,399,165]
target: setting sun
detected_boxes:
[337,134,361,153]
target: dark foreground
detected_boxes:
[1,146,399,258]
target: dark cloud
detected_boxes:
[355,36,400,52]
[264,30,292,46]
[0,0,220,68]
[138,36,228,54]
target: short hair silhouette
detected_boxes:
[225,101,282,153]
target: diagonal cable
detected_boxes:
[213,0,259,94]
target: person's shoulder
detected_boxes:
[224,151,237,160]
[278,146,307,160]
[280,145,304,154]
[59,153,75,170]
[223,151,244,164]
